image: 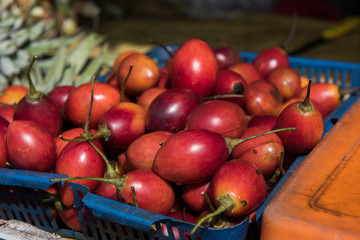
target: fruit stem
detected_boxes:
[298,79,313,113]
[148,38,174,58]
[224,127,296,154]
[339,87,360,97]
[84,74,97,135]
[190,205,227,235]
[88,139,119,179]
[120,65,133,103]
[202,82,244,101]
[58,135,88,142]
[130,186,139,208]
[50,176,125,190]
[26,56,42,101]
[279,151,285,176]
[202,191,216,212]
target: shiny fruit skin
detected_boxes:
[230,62,261,85]
[169,39,218,97]
[54,127,97,157]
[231,127,284,177]
[0,105,15,122]
[136,87,167,110]
[113,50,139,72]
[64,82,121,129]
[182,181,210,213]
[214,47,242,69]
[146,88,202,133]
[245,80,283,116]
[153,129,229,185]
[297,82,341,117]
[275,101,324,155]
[117,53,160,97]
[252,47,289,78]
[6,120,57,172]
[248,115,277,131]
[55,139,105,206]
[267,66,301,101]
[99,102,147,150]
[209,159,266,217]
[185,100,248,139]
[126,131,174,170]
[118,169,175,215]
[0,85,29,105]
[211,69,248,107]
[0,116,9,168]
[47,85,75,111]
[13,94,63,137]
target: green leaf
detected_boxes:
[13,50,31,70]
[12,17,24,30]
[66,33,102,75]
[29,20,46,40]
[75,43,108,86]
[43,40,67,92]
[0,73,9,89]
[0,56,19,76]
[11,28,29,47]
[0,40,16,55]
[27,32,85,56]
[59,66,77,86]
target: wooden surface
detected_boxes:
[97,13,360,63]
[261,98,360,240]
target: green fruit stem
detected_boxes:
[50,175,126,192]
[120,65,133,103]
[224,127,297,154]
[130,186,139,208]
[190,194,235,235]
[202,191,216,212]
[26,56,42,101]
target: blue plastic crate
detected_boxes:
[1,45,360,240]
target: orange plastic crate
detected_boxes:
[261,98,360,240]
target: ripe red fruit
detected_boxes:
[245,80,283,116]
[230,62,261,85]
[13,57,62,137]
[6,120,57,172]
[55,139,106,206]
[231,127,284,177]
[99,102,147,151]
[185,100,248,139]
[276,80,324,154]
[267,66,301,101]
[146,88,202,133]
[248,115,277,131]
[252,47,289,78]
[211,69,248,107]
[169,38,218,97]
[213,46,242,69]
[0,104,15,122]
[182,181,210,213]
[117,169,175,215]
[125,131,174,170]
[191,159,266,234]
[297,82,360,117]
[0,116,9,168]
[136,87,167,110]
[116,53,160,97]
[64,82,121,129]
[47,85,75,111]
[0,85,28,105]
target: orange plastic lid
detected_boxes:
[261,98,360,240]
